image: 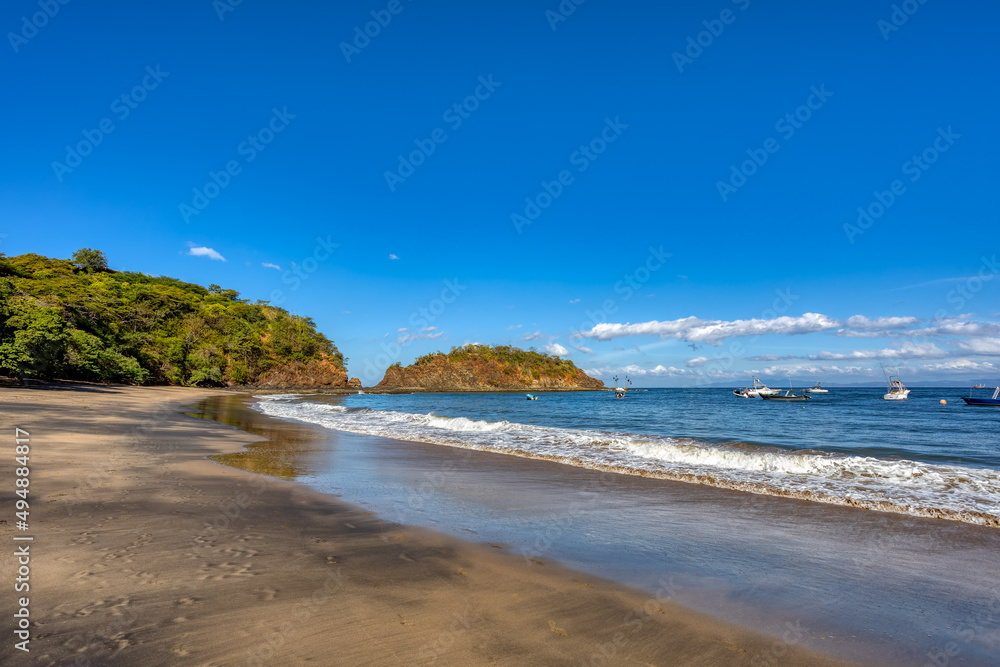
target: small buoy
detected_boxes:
[939,399,947,405]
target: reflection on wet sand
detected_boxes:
[186,394,329,479]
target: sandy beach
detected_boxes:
[0,384,853,666]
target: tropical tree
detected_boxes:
[71,248,109,273]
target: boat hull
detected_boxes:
[961,397,1000,406]
[734,389,761,398]
[883,390,910,401]
[761,395,810,402]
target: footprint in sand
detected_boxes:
[198,562,255,581]
[252,588,278,601]
[548,620,569,637]
[129,533,153,548]
[74,596,129,618]
[175,597,202,606]
[223,545,259,558]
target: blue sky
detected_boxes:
[2,0,998,386]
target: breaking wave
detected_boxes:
[253,394,1000,527]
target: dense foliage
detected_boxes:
[0,252,343,385]
[414,344,581,380]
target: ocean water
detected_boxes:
[192,390,1000,665]
[254,387,1000,527]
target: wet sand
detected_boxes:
[0,385,851,666]
[196,394,1000,666]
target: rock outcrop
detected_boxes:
[375,345,604,392]
[253,357,350,389]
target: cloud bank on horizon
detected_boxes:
[572,311,1000,384]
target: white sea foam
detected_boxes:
[253,396,1000,527]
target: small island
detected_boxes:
[375,344,605,392]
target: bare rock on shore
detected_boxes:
[376,344,604,392]
[347,377,363,389]
[253,357,349,389]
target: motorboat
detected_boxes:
[961,386,1000,406]
[734,376,780,398]
[526,394,538,401]
[881,363,910,401]
[804,382,829,394]
[761,389,811,402]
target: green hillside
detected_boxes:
[412,344,582,379]
[0,250,343,385]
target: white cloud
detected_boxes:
[954,338,1000,356]
[575,313,840,345]
[522,331,544,342]
[422,326,438,332]
[685,356,708,368]
[544,343,570,356]
[187,245,226,262]
[507,324,523,330]
[585,364,695,378]
[572,345,594,355]
[810,342,947,361]
[397,331,444,345]
[920,359,1000,373]
[912,321,1000,338]
[389,254,399,260]
[760,362,872,377]
[569,298,581,304]
[397,327,408,333]
[261,262,281,270]
[835,329,888,338]
[835,317,1000,340]
[844,315,919,331]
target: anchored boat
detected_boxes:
[761,388,811,402]
[961,386,1000,406]
[804,382,829,394]
[881,363,910,401]
[733,376,780,398]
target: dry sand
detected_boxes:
[0,384,853,666]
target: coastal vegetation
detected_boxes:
[379,344,603,391]
[415,344,580,379]
[0,251,343,386]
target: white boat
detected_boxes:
[881,363,910,401]
[734,376,780,398]
[804,382,829,394]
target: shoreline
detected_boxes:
[0,384,852,666]
[220,392,1000,666]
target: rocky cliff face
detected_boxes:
[252,358,351,389]
[375,355,604,392]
